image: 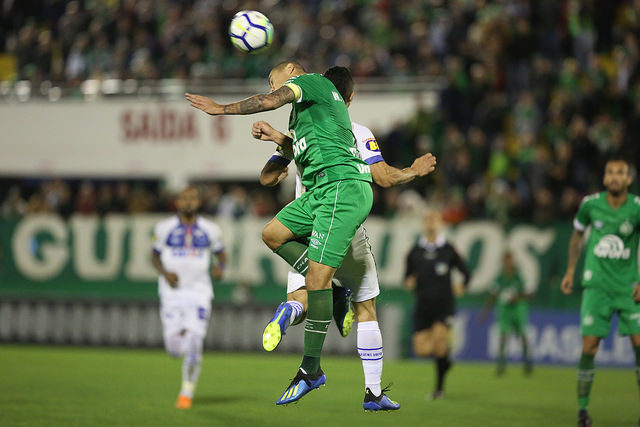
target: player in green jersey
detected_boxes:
[483,251,532,376]
[561,156,640,427]
[186,61,376,405]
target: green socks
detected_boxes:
[577,353,595,410]
[274,241,309,275]
[301,288,333,374]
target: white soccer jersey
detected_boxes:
[152,216,225,302]
[269,122,385,197]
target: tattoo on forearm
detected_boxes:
[223,86,295,114]
[224,95,266,114]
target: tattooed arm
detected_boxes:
[185,86,296,116]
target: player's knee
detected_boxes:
[164,334,184,358]
[582,341,599,355]
[262,221,288,251]
[261,225,279,250]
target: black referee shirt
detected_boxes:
[405,235,470,307]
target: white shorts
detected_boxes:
[286,225,380,303]
[160,295,211,339]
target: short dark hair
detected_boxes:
[323,66,354,103]
[606,153,630,167]
[272,60,306,73]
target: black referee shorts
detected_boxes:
[413,301,454,332]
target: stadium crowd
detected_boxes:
[1,0,640,223]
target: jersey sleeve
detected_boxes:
[405,247,418,278]
[573,197,592,231]
[152,222,166,254]
[203,221,225,254]
[268,145,293,166]
[284,75,305,104]
[450,244,471,287]
[353,123,385,165]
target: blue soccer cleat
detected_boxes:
[276,368,326,405]
[263,302,292,352]
[332,284,355,338]
[363,386,401,411]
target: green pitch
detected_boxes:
[0,345,636,426]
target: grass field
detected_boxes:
[0,345,637,427]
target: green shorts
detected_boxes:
[580,287,640,337]
[497,303,528,335]
[276,179,373,268]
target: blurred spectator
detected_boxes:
[1,0,640,223]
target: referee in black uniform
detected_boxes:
[405,209,470,400]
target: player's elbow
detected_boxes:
[373,175,393,188]
[259,173,277,187]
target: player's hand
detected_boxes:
[410,153,437,177]
[633,284,640,303]
[453,282,466,297]
[252,121,279,142]
[185,93,224,115]
[212,266,224,281]
[164,271,179,287]
[560,272,574,295]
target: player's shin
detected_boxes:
[274,241,309,275]
[577,353,595,410]
[301,288,332,374]
[357,321,383,396]
[180,332,204,399]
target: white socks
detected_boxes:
[357,321,383,396]
[180,331,203,398]
[286,300,305,326]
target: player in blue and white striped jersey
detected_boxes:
[151,186,227,409]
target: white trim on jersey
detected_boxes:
[352,122,385,166]
[573,218,586,232]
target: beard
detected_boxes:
[607,186,626,197]
[180,209,196,219]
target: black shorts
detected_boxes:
[413,301,454,332]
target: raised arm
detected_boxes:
[370,153,436,188]
[186,86,296,116]
[561,229,585,294]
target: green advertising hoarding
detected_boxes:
[0,214,581,308]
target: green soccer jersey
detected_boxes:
[492,272,526,307]
[284,73,372,191]
[574,192,640,295]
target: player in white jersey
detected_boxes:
[151,186,227,409]
[252,66,436,411]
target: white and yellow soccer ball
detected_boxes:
[229,10,274,53]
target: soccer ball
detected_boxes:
[229,10,274,53]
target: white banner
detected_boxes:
[0,93,426,186]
